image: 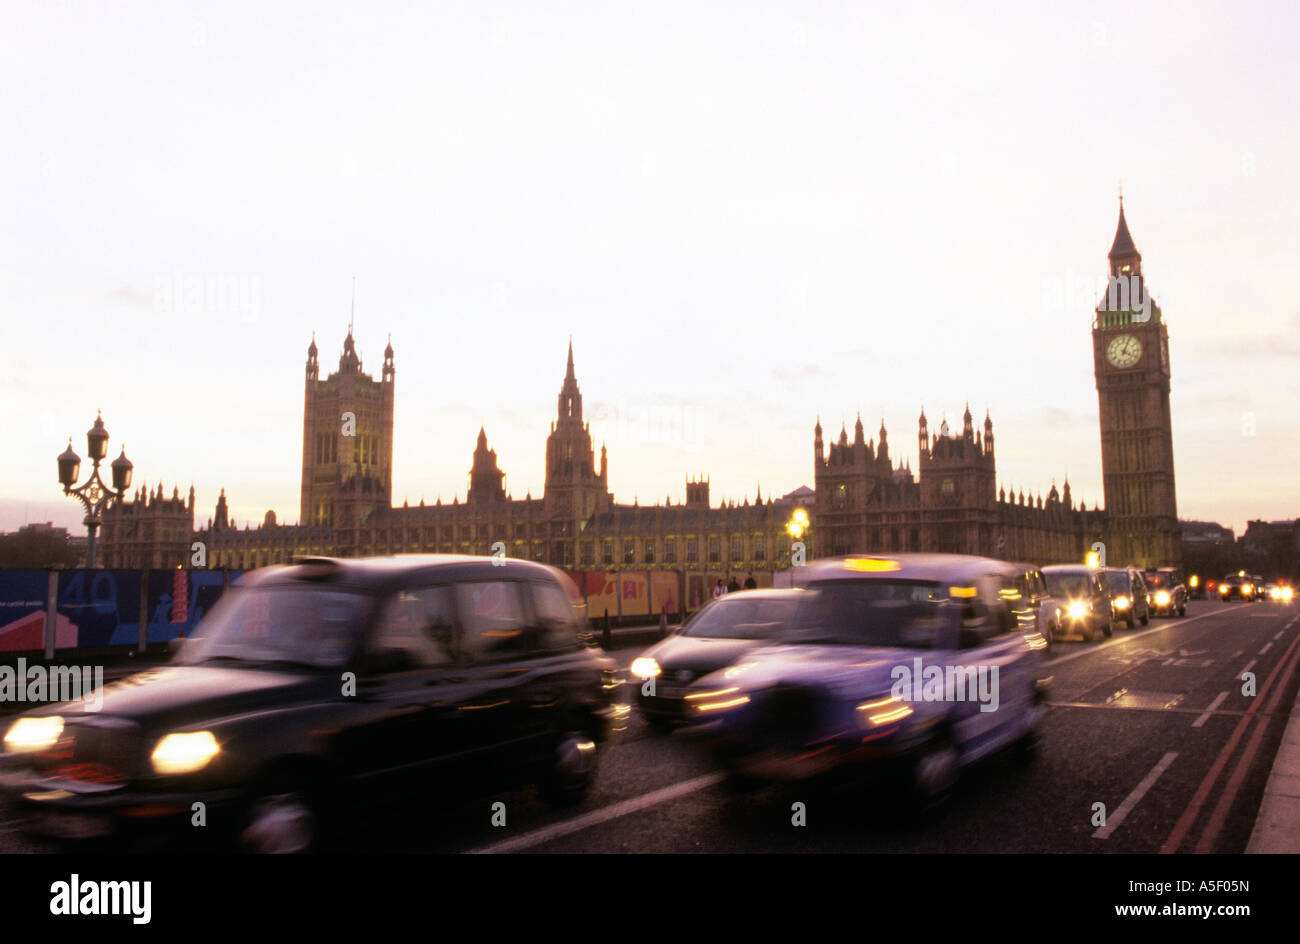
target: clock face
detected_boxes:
[1107,334,1142,369]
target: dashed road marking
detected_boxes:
[1094,752,1178,840]
[1193,691,1230,728]
[467,772,726,854]
[1260,642,1273,655]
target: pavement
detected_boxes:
[1246,612,1300,853]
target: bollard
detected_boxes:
[601,612,612,649]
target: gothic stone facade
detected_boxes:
[101,204,1181,574]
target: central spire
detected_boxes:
[1108,197,1141,274]
[557,339,583,426]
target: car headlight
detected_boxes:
[1114,595,1130,610]
[856,695,913,727]
[1068,601,1087,619]
[1155,591,1171,606]
[685,687,750,713]
[1283,587,1295,602]
[1242,584,1253,595]
[629,657,661,680]
[4,716,64,754]
[1220,584,1230,594]
[151,731,221,775]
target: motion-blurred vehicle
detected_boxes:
[1041,565,1114,641]
[1270,583,1295,603]
[1007,563,1059,653]
[1219,573,1255,602]
[1143,569,1186,617]
[1104,567,1150,629]
[628,589,802,730]
[0,555,625,852]
[681,554,1048,807]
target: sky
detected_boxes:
[2,0,1297,540]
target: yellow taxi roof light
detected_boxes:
[842,558,901,573]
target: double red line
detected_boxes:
[1161,629,1300,853]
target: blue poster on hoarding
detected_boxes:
[0,570,53,653]
[47,569,244,650]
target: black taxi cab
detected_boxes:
[0,555,626,851]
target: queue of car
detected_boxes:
[4,549,1290,852]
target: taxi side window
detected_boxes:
[457,581,531,661]
[531,580,581,651]
[374,586,456,666]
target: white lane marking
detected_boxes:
[1259,642,1273,655]
[1192,691,1229,728]
[1240,659,1257,677]
[1274,631,1284,641]
[1230,650,1243,659]
[467,772,726,854]
[1046,605,1250,668]
[1093,752,1178,840]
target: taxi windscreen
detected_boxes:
[785,580,954,648]
[1045,572,1091,599]
[181,585,371,669]
[682,596,799,639]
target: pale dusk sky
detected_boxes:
[2,1,1297,539]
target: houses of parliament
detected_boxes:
[99,203,1182,577]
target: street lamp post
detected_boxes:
[57,411,133,568]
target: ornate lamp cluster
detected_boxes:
[56,410,133,568]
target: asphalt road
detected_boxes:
[2,599,1296,853]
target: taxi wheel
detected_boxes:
[1102,618,1113,638]
[1140,613,1149,626]
[240,786,318,854]
[540,729,598,806]
[1178,603,1186,617]
[1085,621,1100,643]
[911,733,959,809]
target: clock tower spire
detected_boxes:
[1093,197,1180,568]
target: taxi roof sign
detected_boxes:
[841,557,901,573]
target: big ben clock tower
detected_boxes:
[1093,198,1181,568]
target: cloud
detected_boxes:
[771,363,824,383]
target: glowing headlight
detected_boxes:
[1270,587,1281,600]
[1283,587,1294,602]
[1220,584,1230,594]
[1068,601,1087,619]
[686,687,750,712]
[1242,584,1253,595]
[151,731,221,775]
[856,696,913,727]
[629,657,662,679]
[4,716,64,754]
[1155,591,1171,606]
[1113,596,1130,610]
